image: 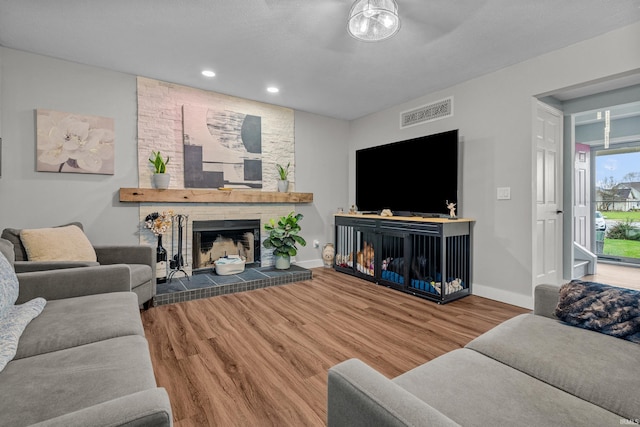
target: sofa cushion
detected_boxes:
[14,292,144,359]
[555,279,640,343]
[393,348,621,427]
[1,222,84,262]
[0,335,157,427]
[465,313,640,420]
[20,225,97,262]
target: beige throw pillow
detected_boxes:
[20,225,97,262]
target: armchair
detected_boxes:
[1,223,156,308]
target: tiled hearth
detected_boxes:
[153,264,312,306]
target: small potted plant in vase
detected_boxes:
[276,162,290,192]
[263,212,306,269]
[149,150,170,189]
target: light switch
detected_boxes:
[497,187,511,200]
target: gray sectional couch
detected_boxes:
[1,223,156,308]
[0,238,172,426]
[328,284,640,426]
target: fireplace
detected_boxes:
[192,220,261,271]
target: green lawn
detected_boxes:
[599,210,640,221]
[602,238,640,258]
[598,210,640,259]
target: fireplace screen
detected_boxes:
[192,220,260,271]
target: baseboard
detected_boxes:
[472,283,533,310]
[294,258,324,269]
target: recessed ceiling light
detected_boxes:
[201,70,216,77]
[267,86,279,93]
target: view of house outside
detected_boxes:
[595,150,640,263]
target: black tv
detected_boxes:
[355,129,460,217]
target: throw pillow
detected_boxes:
[0,249,19,312]
[0,297,46,372]
[555,280,640,344]
[20,225,97,262]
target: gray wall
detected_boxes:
[0,47,350,265]
[0,47,140,244]
[348,22,640,308]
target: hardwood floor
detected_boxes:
[141,267,529,426]
[582,261,640,290]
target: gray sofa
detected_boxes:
[328,284,640,426]
[0,238,172,426]
[1,223,156,308]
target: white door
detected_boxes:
[534,101,563,286]
[574,143,591,248]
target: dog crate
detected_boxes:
[378,231,409,290]
[334,215,473,304]
[334,216,377,280]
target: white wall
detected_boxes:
[0,47,350,262]
[348,22,640,308]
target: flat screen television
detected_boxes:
[355,129,460,217]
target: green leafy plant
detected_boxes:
[276,162,290,180]
[149,151,170,174]
[263,212,307,257]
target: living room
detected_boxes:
[1,2,640,425]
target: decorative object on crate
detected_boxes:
[214,255,246,275]
[446,200,456,218]
[149,150,170,189]
[144,211,173,283]
[322,243,335,267]
[349,204,357,214]
[380,209,393,217]
[276,162,290,192]
[263,211,307,270]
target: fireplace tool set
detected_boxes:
[168,214,190,282]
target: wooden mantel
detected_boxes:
[119,188,313,204]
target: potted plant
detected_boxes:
[149,150,170,189]
[263,212,306,269]
[276,162,290,192]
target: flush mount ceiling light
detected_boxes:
[201,70,216,77]
[347,0,400,42]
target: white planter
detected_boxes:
[277,180,289,192]
[275,254,291,269]
[153,173,170,189]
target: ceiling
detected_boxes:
[1,0,640,121]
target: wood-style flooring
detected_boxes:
[141,267,529,426]
[582,261,640,290]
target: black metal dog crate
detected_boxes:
[334,215,474,304]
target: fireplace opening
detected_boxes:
[192,220,261,271]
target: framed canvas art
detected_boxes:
[36,109,115,174]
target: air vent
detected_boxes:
[400,97,453,128]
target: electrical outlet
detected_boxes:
[497,187,511,200]
[313,239,320,248]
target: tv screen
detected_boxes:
[355,129,460,216]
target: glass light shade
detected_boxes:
[348,0,400,42]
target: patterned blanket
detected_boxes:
[555,280,640,344]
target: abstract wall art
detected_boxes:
[182,104,263,189]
